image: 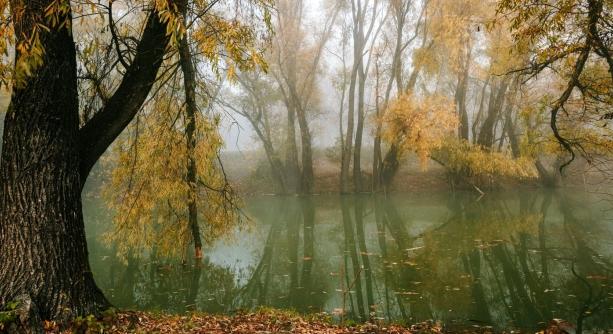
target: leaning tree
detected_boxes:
[495,0,613,169]
[0,0,271,327]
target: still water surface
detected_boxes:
[84,191,613,331]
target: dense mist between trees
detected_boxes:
[0,0,611,332]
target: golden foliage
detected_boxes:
[518,75,613,161]
[194,15,270,80]
[85,309,428,333]
[382,93,458,169]
[104,95,240,262]
[438,139,538,180]
[494,0,613,162]
[423,0,488,72]
[0,0,273,87]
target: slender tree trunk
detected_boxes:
[237,93,288,194]
[353,67,366,192]
[373,11,405,192]
[503,105,521,157]
[478,77,510,148]
[285,103,301,193]
[379,65,423,191]
[0,1,109,323]
[261,111,288,193]
[179,31,203,259]
[279,8,302,194]
[263,145,289,194]
[373,131,382,191]
[455,46,471,141]
[372,61,384,192]
[352,12,367,192]
[472,77,490,144]
[296,106,314,194]
[341,64,358,193]
[380,144,401,191]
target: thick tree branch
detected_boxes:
[108,0,130,69]
[587,0,613,82]
[551,45,591,172]
[78,10,171,186]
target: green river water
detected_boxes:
[84,190,613,331]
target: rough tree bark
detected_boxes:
[0,0,170,325]
[0,2,109,323]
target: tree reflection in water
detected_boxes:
[88,191,613,331]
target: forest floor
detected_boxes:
[36,309,577,334]
[39,309,444,334]
[225,151,455,195]
[222,150,605,196]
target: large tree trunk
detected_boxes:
[179,31,203,259]
[0,1,170,326]
[0,1,109,323]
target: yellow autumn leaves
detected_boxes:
[380,93,538,180]
[381,93,458,170]
[440,140,538,180]
[104,97,239,262]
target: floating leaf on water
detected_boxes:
[396,291,420,296]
